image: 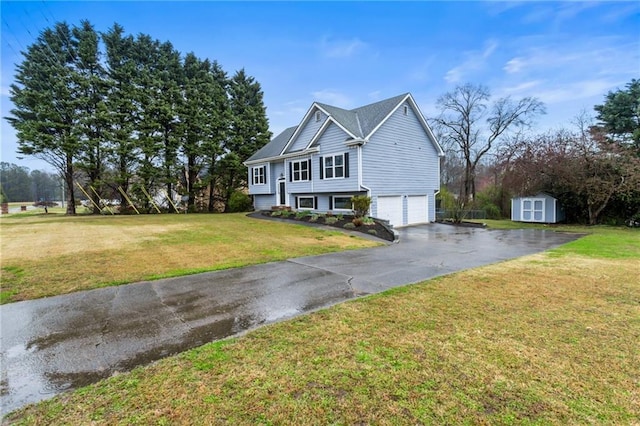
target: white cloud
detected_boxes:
[311,89,352,108]
[534,79,619,105]
[320,36,367,58]
[503,57,525,74]
[498,80,544,97]
[444,39,499,83]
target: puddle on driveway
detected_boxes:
[1,262,352,416]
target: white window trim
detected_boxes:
[291,159,310,182]
[323,153,345,180]
[332,195,353,211]
[297,196,315,210]
[252,165,267,186]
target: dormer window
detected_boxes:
[315,111,321,122]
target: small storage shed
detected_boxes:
[511,193,565,223]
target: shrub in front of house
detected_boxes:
[295,210,311,219]
[352,195,371,218]
[325,217,338,225]
[343,222,356,229]
[362,216,375,225]
[352,217,364,227]
[228,191,253,212]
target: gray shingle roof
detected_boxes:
[246,125,297,162]
[352,93,409,137]
[246,93,414,162]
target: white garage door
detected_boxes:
[377,196,403,227]
[407,195,428,225]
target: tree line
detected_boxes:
[6,21,270,215]
[0,162,61,204]
[433,79,640,225]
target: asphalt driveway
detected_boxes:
[0,223,582,414]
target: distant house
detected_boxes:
[244,93,444,227]
[511,193,565,223]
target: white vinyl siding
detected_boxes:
[313,123,358,193]
[363,102,440,223]
[288,108,326,152]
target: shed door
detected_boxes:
[522,198,545,222]
[407,195,428,225]
[377,196,403,227]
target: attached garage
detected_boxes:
[377,195,430,227]
[407,195,428,225]
[376,196,403,227]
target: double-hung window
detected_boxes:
[320,153,349,179]
[290,159,310,182]
[252,166,266,185]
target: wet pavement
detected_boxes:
[0,224,582,415]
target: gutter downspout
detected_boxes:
[357,143,373,215]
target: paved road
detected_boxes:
[0,224,582,415]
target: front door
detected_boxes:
[278,180,286,206]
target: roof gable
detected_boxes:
[245,92,444,164]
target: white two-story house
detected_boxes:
[244,93,444,227]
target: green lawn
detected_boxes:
[0,212,380,303]
[5,222,639,424]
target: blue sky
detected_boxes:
[1,1,638,172]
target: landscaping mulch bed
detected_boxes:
[257,211,397,242]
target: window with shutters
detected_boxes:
[332,196,353,211]
[297,196,315,209]
[291,159,310,182]
[321,153,348,179]
[252,166,266,185]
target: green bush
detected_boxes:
[325,217,338,225]
[367,229,378,235]
[309,214,319,222]
[352,195,371,218]
[336,213,344,221]
[228,191,253,213]
[295,210,311,219]
[343,222,356,229]
[270,210,282,217]
[362,216,375,225]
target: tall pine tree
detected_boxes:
[7,22,80,214]
[73,20,109,213]
[221,69,270,211]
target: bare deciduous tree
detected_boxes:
[432,83,545,204]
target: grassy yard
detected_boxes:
[4,222,639,424]
[0,212,380,303]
